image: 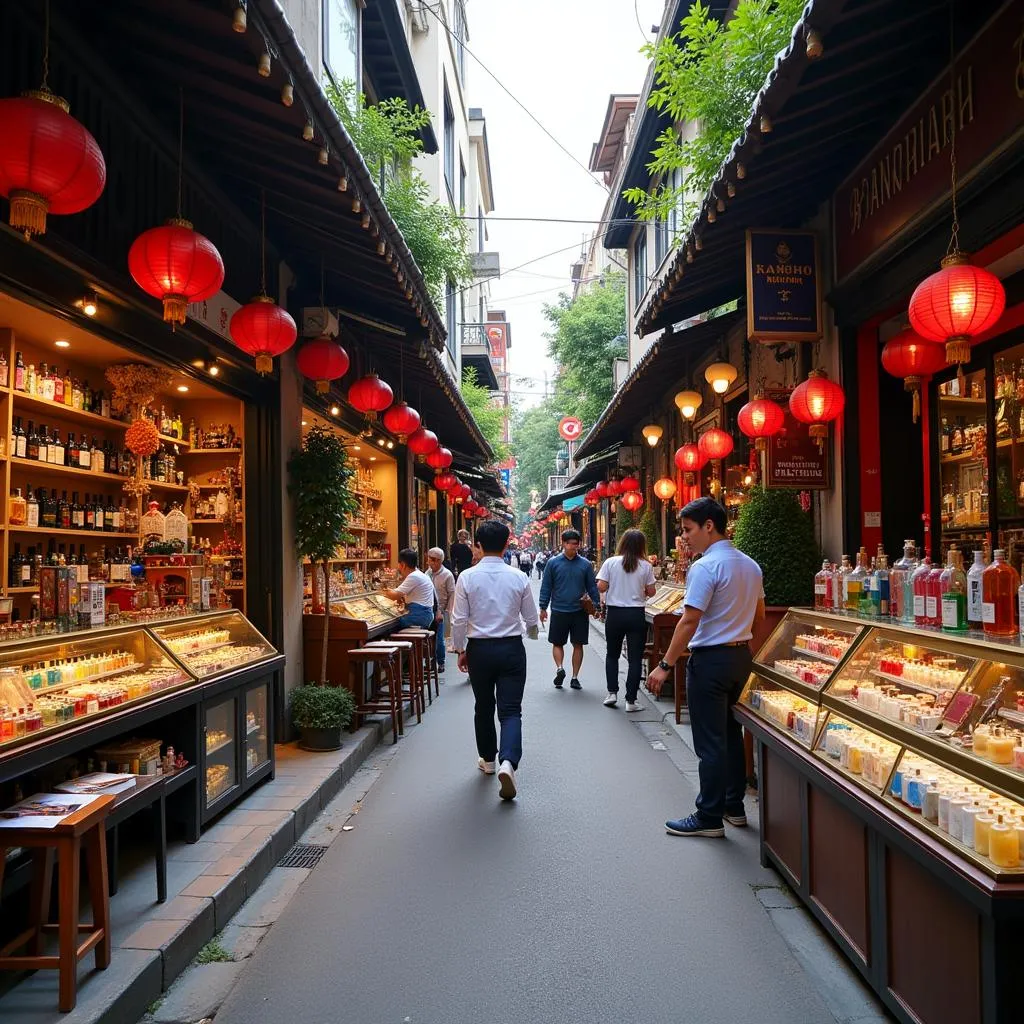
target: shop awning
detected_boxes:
[566,448,619,488]
[575,309,744,460]
[452,460,506,499]
[635,0,1000,335]
[537,483,588,514]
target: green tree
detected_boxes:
[638,505,661,557]
[616,502,636,537]
[542,273,627,427]
[510,397,563,522]
[623,0,806,227]
[460,367,508,461]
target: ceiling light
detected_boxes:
[386,441,394,449]
[330,405,340,416]
[177,384,189,393]
[208,364,220,376]
[377,438,385,446]
[80,293,98,317]
[353,445,360,451]
[301,420,308,426]
[369,456,377,461]
[55,339,70,348]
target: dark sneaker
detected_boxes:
[570,678,582,690]
[724,807,747,827]
[553,668,565,689]
[665,814,725,838]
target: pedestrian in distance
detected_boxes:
[519,549,532,575]
[427,547,456,673]
[382,549,437,629]
[449,529,474,577]
[538,528,601,691]
[646,497,764,838]
[451,519,540,801]
[598,529,657,712]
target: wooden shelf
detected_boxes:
[147,480,190,493]
[185,448,242,456]
[189,518,241,525]
[10,525,138,539]
[938,395,986,407]
[157,432,187,447]
[13,391,123,431]
[940,450,986,465]
[10,455,130,484]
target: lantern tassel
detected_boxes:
[255,353,273,375]
[9,190,49,238]
[912,388,921,423]
[162,294,188,326]
[315,379,329,395]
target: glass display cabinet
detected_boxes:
[755,609,864,690]
[245,683,269,777]
[204,695,238,807]
[646,584,685,615]
[152,610,277,679]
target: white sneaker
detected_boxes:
[477,757,495,775]
[603,693,618,707]
[497,760,517,800]
[625,701,640,713]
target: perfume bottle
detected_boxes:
[814,561,832,611]
[889,539,917,623]
[911,558,932,626]
[845,547,868,614]
[967,549,986,628]
[982,549,1019,637]
[926,561,945,627]
[833,555,850,613]
[940,548,968,633]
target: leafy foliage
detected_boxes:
[638,505,662,557]
[329,81,472,304]
[290,683,357,730]
[511,397,564,521]
[616,503,636,537]
[623,0,806,227]
[460,366,508,460]
[732,487,818,606]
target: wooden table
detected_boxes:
[105,775,167,904]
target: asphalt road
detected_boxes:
[214,585,836,1024]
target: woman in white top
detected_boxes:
[597,529,657,711]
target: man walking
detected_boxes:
[538,528,600,691]
[452,520,539,800]
[646,498,763,838]
[449,529,473,577]
[427,547,456,673]
[383,549,437,629]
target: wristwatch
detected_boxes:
[658,659,672,671]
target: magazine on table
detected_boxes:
[0,792,102,829]
[55,773,137,796]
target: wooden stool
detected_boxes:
[365,639,423,723]
[394,629,439,702]
[0,793,115,1012]
[349,646,403,743]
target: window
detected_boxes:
[443,82,455,201]
[655,217,669,269]
[445,279,457,362]
[453,1,467,84]
[633,232,647,311]
[477,206,484,253]
[322,0,360,91]
[459,154,466,212]
[668,168,682,239]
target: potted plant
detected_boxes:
[291,683,357,751]
[288,424,358,684]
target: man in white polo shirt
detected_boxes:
[383,548,437,629]
[646,497,764,838]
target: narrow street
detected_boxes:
[209,582,860,1024]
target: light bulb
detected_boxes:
[281,83,294,107]
[647,435,658,446]
[713,379,729,394]
[302,121,314,142]
[330,405,340,416]
[232,5,247,32]
[258,52,271,77]
[318,147,329,166]
[682,405,696,419]
[209,364,220,377]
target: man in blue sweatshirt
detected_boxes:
[539,529,601,690]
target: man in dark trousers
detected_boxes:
[451,519,539,801]
[647,497,763,838]
[538,528,600,691]
[449,529,474,577]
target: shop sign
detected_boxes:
[499,468,512,490]
[186,289,242,343]
[617,445,642,468]
[558,416,583,441]
[833,2,1024,282]
[764,386,831,490]
[745,230,822,343]
[486,323,508,360]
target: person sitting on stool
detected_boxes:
[384,549,437,629]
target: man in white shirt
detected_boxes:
[427,547,456,673]
[383,549,437,629]
[452,520,539,800]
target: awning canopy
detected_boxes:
[575,309,745,460]
[566,448,619,488]
[636,0,1000,335]
[537,483,588,514]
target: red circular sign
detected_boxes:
[558,416,583,441]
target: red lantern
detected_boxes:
[475,506,488,518]
[128,219,225,325]
[229,295,297,375]
[789,369,845,451]
[453,483,471,504]
[621,490,644,512]
[584,488,601,506]
[426,446,454,473]
[296,335,350,394]
[606,479,622,498]
[381,401,421,443]
[909,254,1006,370]
[698,428,734,462]
[463,499,478,515]
[348,374,394,424]
[880,328,947,422]
[619,475,640,492]
[407,427,439,459]
[653,477,677,503]
[595,480,610,499]
[674,444,706,473]
[434,471,457,492]
[0,91,106,238]
[737,397,785,451]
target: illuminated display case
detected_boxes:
[645,583,686,615]
[151,610,277,680]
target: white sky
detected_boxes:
[467,0,666,408]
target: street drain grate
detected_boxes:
[278,844,328,869]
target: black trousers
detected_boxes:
[686,645,753,824]
[603,605,646,702]
[467,636,527,769]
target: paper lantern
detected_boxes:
[229,295,297,375]
[704,362,738,395]
[0,91,106,237]
[880,328,947,421]
[606,479,623,498]
[453,483,471,503]
[653,477,677,503]
[641,424,663,447]
[348,374,394,423]
[407,427,439,459]
[909,254,1005,368]
[434,471,457,492]
[595,480,610,498]
[620,475,640,492]
[674,444,706,473]
[621,490,644,512]
[381,400,421,443]
[698,428,734,462]
[789,369,845,451]
[296,335,350,394]
[584,488,601,506]
[674,390,702,420]
[463,499,478,515]
[737,396,785,451]
[128,219,225,325]
[426,446,454,473]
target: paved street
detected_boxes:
[210,582,863,1024]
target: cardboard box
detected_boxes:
[78,582,106,628]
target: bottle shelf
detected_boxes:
[10,455,130,483]
[12,391,120,430]
[10,525,138,539]
[185,448,242,456]
[147,480,190,493]
[189,519,241,525]
[938,395,986,408]
[940,450,987,465]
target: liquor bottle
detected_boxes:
[79,435,92,470]
[814,561,832,610]
[911,558,932,625]
[940,548,968,632]
[11,417,25,460]
[71,376,83,411]
[38,362,53,402]
[925,560,944,627]
[25,487,39,528]
[41,489,58,529]
[83,380,93,413]
[872,553,890,618]
[99,389,110,418]
[982,550,1020,637]
[62,368,72,406]
[8,487,26,526]
[25,420,38,462]
[26,361,36,395]
[58,490,70,530]
[889,540,917,622]
[940,417,951,454]
[56,543,66,567]
[36,423,48,463]
[8,543,26,588]
[107,495,119,532]
[90,436,104,474]
[0,348,7,388]
[49,429,64,467]
[14,351,25,392]
[832,556,850,613]
[94,494,106,532]
[67,432,79,468]
[844,548,868,613]
[46,540,57,567]
[52,367,64,404]
[83,492,95,531]
[71,491,84,529]
[77,545,89,584]
[951,418,965,454]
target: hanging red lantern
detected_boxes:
[434,471,457,492]
[619,474,640,492]
[128,219,225,325]
[606,479,622,498]
[698,428,734,462]
[621,490,644,512]
[463,498,478,515]
[584,488,601,506]
[880,328,947,422]
[595,480,610,499]
[674,444,706,473]
[909,254,1005,372]
[407,427,439,459]
[426,445,454,473]
[789,369,845,451]
[296,335,350,394]
[453,483,471,504]
[0,90,106,238]
[381,400,421,443]
[737,396,785,451]
[475,506,488,518]
[229,295,297,375]
[348,374,394,425]
[653,477,677,504]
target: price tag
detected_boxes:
[982,603,996,624]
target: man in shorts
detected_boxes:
[538,529,600,690]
